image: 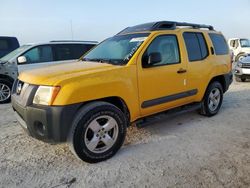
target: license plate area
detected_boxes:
[242,68,250,74]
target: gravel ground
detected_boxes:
[0,81,249,188]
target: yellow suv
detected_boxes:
[12,21,232,163]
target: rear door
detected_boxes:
[182,31,211,101]
[208,33,231,72]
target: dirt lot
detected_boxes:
[0,81,249,188]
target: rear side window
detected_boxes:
[54,44,95,61]
[72,44,95,57]
[209,33,229,55]
[0,39,10,50]
[197,33,208,58]
[83,44,96,53]
[183,32,208,61]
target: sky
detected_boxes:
[0,0,250,45]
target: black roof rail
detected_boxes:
[50,40,98,44]
[117,21,214,35]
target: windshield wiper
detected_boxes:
[82,58,113,64]
[82,58,125,65]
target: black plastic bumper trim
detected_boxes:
[12,95,82,143]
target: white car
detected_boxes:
[228,38,250,61]
[234,55,250,82]
[0,40,97,103]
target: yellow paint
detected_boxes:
[18,28,231,122]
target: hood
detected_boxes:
[242,48,250,54]
[19,61,117,85]
[241,56,250,63]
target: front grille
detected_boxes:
[12,79,27,95]
[242,63,250,69]
[16,80,24,95]
[12,79,38,106]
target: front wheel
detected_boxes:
[241,78,246,82]
[199,81,223,117]
[235,76,246,82]
[68,102,127,163]
[0,79,12,104]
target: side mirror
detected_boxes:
[142,52,162,67]
[17,56,27,64]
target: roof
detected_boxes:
[0,36,18,39]
[50,40,98,44]
[229,38,249,41]
[117,21,214,35]
[22,41,98,47]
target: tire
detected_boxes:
[235,76,246,82]
[0,79,12,104]
[199,81,223,117]
[68,101,127,163]
[235,76,242,82]
[241,78,246,82]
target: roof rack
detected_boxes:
[117,21,214,35]
[50,40,98,44]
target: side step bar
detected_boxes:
[135,103,201,128]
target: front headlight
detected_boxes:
[237,62,243,68]
[33,86,60,105]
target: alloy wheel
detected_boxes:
[0,83,11,102]
[84,115,119,153]
[208,88,221,111]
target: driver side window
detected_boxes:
[22,45,53,64]
[142,35,180,67]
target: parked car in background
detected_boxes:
[0,36,19,58]
[228,38,250,61]
[0,40,97,103]
[12,21,232,163]
[234,55,250,82]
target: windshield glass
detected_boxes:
[83,33,149,65]
[0,45,31,62]
[240,39,250,48]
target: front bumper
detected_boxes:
[11,81,81,143]
[234,67,250,76]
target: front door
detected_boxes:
[17,45,54,73]
[137,34,190,117]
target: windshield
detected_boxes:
[83,33,149,65]
[0,45,31,62]
[240,39,250,48]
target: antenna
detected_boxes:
[70,20,74,40]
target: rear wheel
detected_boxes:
[199,81,223,117]
[68,102,127,163]
[0,79,12,104]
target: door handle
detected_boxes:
[177,68,187,74]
